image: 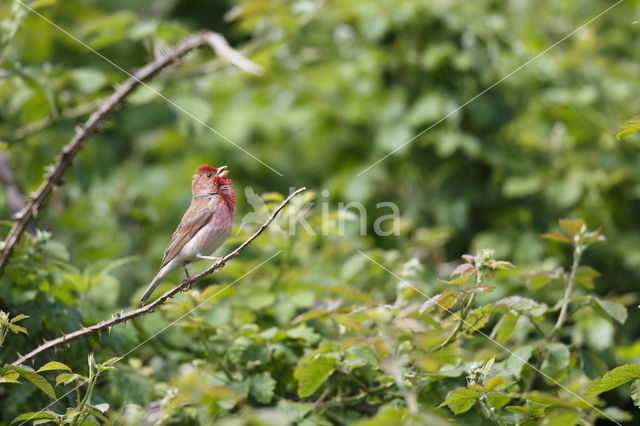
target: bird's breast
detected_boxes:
[181,198,233,260]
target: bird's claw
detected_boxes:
[181,278,194,291]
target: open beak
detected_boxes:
[216,165,229,178]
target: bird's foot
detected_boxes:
[181,277,194,291]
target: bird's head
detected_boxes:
[193,164,235,212]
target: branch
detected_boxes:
[12,187,306,366]
[0,30,264,280]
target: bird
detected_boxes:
[140,164,236,304]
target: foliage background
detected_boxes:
[1,0,640,424]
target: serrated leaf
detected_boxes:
[11,367,56,399]
[631,379,640,409]
[485,376,515,391]
[543,343,570,370]
[482,358,495,377]
[447,272,472,286]
[250,372,276,404]
[37,361,72,373]
[437,290,458,312]
[0,371,20,383]
[495,296,547,316]
[297,356,336,398]
[11,411,58,424]
[56,372,81,387]
[286,324,321,344]
[540,233,572,244]
[343,346,379,369]
[439,388,480,414]
[488,393,511,410]
[615,114,640,140]
[99,357,122,367]
[592,298,627,325]
[558,219,585,237]
[10,314,29,323]
[585,364,640,396]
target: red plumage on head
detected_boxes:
[198,164,218,173]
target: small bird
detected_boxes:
[140,164,236,304]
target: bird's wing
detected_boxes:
[159,197,215,269]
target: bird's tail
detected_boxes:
[140,267,169,305]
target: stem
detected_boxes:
[551,243,582,337]
[479,393,502,426]
[526,315,547,341]
[433,293,476,351]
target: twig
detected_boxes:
[11,187,306,366]
[551,242,582,337]
[0,30,264,280]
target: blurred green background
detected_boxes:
[1,0,640,424]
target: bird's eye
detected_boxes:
[206,173,212,178]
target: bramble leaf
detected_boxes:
[615,114,640,140]
[586,364,640,396]
[439,388,480,414]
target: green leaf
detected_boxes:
[286,324,321,344]
[297,356,336,398]
[436,289,458,312]
[543,343,570,370]
[343,346,379,369]
[439,388,481,414]
[56,373,82,387]
[10,314,29,323]
[250,372,276,404]
[352,407,407,425]
[493,313,518,344]
[488,393,511,410]
[11,367,56,399]
[504,345,534,378]
[558,219,585,237]
[495,296,547,317]
[615,114,640,140]
[540,233,572,244]
[631,379,640,409]
[592,297,627,325]
[485,376,515,391]
[11,411,58,424]
[0,370,20,384]
[586,364,640,396]
[37,361,72,373]
[276,400,314,422]
[100,357,122,367]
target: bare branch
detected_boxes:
[11,187,306,366]
[0,30,264,280]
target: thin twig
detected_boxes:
[551,242,582,337]
[0,30,263,280]
[11,187,306,366]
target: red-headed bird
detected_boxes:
[140,164,236,304]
